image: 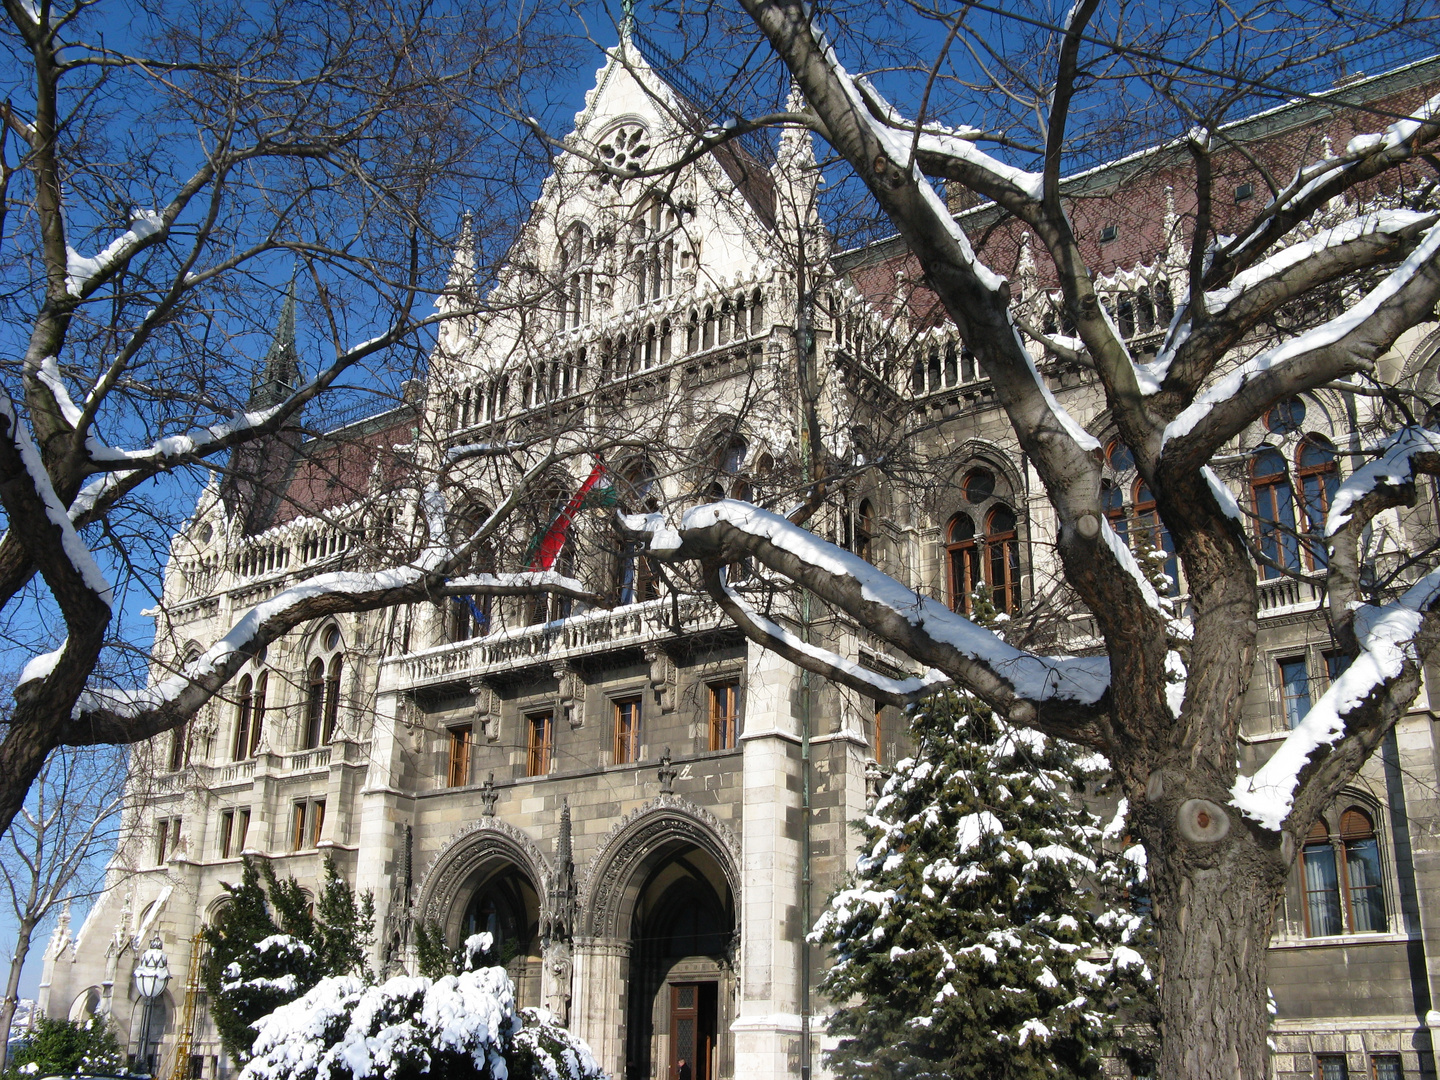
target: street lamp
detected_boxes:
[132,936,170,1076]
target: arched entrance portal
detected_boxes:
[412,820,551,1011]
[456,864,543,1007]
[625,846,735,1080]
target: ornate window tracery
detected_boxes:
[302,625,344,749]
[1298,805,1388,937]
[946,466,1022,614]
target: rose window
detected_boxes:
[596,124,651,184]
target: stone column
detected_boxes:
[355,687,416,974]
[571,936,631,1078]
[732,644,806,1078]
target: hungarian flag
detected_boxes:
[526,461,618,571]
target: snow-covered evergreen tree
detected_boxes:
[241,934,601,1080]
[812,589,1152,1079]
[201,856,373,1061]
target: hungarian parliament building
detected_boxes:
[36,34,1440,1080]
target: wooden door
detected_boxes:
[668,983,717,1080]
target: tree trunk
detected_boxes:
[0,916,38,1072]
[1141,787,1287,1080]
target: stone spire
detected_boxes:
[47,897,73,960]
[544,799,577,945]
[772,81,827,265]
[438,214,476,356]
[251,273,301,409]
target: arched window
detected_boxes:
[1299,808,1388,937]
[559,223,592,329]
[232,672,267,761]
[1301,820,1343,936]
[703,306,716,350]
[717,436,747,477]
[948,467,1023,614]
[946,515,981,613]
[1252,448,1300,576]
[324,655,342,744]
[750,289,765,334]
[617,462,660,605]
[304,659,325,750]
[448,505,494,643]
[1341,808,1386,932]
[252,671,268,756]
[986,507,1021,613]
[232,675,253,763]
[302,625,344,749]
[1297,435,1339,569]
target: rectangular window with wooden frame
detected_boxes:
[155,817,180,865]
[1279,656,1311,729]
[448,725,473,787]
[873,703,884,766]
[237,808,251,853]
[614,697,641,764]
[310,799,326,846]
[219,810,235,859]
[1371,1055,1403,1080]
[292,801,309,851]
[709,681,739,751]
[1317,1054,1350,1080]
[526,712,554,777]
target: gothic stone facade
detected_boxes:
[38,43,1440,1080]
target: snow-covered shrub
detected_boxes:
[4,1015,124,1078]
[241,937,600,1080]
[811,684,1154,1080]
[202,857,373,1061]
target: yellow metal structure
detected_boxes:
[167,932,206,1080]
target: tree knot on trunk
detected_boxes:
[1177,798,1231,843]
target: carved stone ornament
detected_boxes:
[479,773,499,817]
[469,678,500,742]
[555,663,586,729]
[577,794,741,939]
[644,646,677,713]
[541,941,573,1025]
[412,818,551,930]
[657,748,678,794]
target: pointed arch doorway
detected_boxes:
[624,847,734,1080]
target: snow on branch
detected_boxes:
[1205,210,1436,314]
[0,395,112,606]
[1224,91,1440,267]
[444,441,526,465]
[711,572,951,705]
[1162,221,1440,456]
[34,357,85,427]
[64,210,165,297]
[1326,426,1440,535]
[1231,568,1440,831]
[656,500,1111,708]
[440,571,590,598]
[912,127,1044,200]
[83,399,290,467]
